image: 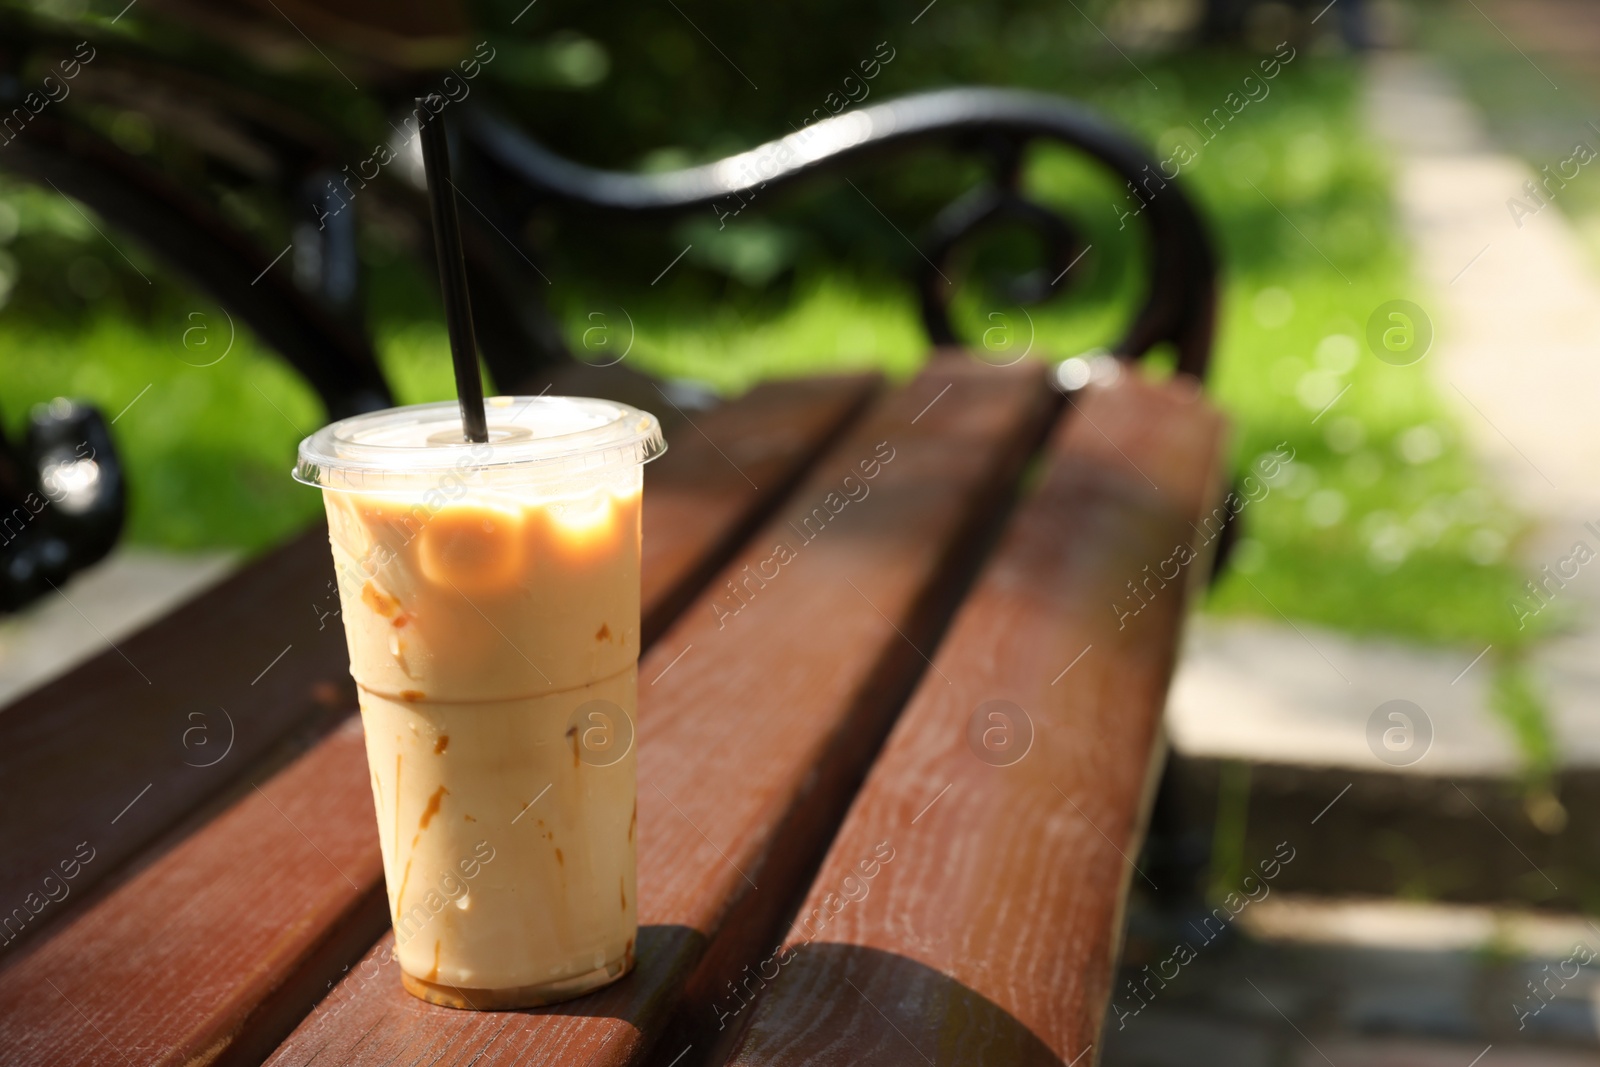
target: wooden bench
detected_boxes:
[0,355,1225,1067]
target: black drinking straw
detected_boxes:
[417,96,489,443]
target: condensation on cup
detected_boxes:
[295,394,664,1009]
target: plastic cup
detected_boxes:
[294,394,664,1009]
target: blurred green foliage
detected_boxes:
[1491,656,1558,788]
[0,0,1542,656]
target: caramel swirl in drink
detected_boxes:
[297,396,663,1008]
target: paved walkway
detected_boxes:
[1168,52,1600,776]
[0,548,235,708]
[1365,51,1600,767]
[1168,617,1517,773]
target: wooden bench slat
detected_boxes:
[264,355,1060,1067]
[721,372,1228,1067]
[0,526,356,954]
[0,374,876,1067]
[641,376,878,645]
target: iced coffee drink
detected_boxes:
[295,395,663,1009]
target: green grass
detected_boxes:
[1490,657,1558,787]
[0,43,1540,656]
[1131,58,1534,650]
[0,318,324,550]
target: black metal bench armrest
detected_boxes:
[464,88,1217,378]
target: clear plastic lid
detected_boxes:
[294,395,665,493]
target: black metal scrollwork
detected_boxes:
[0,22,1224,607]
[463,88,1217,378]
